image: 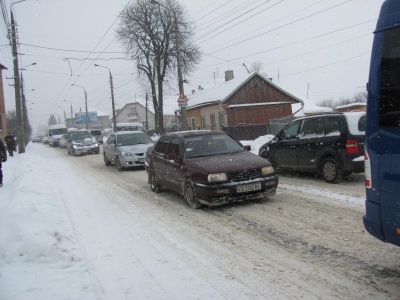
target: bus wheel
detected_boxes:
[321,157,343,183]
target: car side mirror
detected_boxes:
[243,145,251,151]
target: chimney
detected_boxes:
[192,90,195,94]
[198,85,203,90]
[225,70,234,81]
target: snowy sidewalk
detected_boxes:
[0,145,98,300]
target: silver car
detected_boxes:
[103,131,154,171]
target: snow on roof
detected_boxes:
[336,102,366,109]
[186,72,304,109]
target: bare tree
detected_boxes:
[116,0,201,133]
[250,60,263,73]
[353,91,367,103]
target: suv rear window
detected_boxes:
[344,112,366,135]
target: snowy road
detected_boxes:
[2,143,399,299]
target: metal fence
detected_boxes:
[267,115,297,136]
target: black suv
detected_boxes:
[258,112,366,183]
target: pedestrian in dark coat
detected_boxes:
[0,138,7,187]
[4,132,16,157]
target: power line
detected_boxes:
[207,0,352,55]
[198,0,282,43]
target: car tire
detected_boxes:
[321,157,343,183]
[116,157,124,171]
[184,179,202,209]
[103,152,111,166]
[149,169,161,193]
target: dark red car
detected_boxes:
[145,130,278,208]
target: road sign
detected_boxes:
[177,94,188,103]
[178,101,187,108]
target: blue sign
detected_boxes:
[75,111,98,124]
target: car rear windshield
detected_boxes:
[184,133,244,158]
[117,133,152,146]
[71,133,92,141]
[344,112,366,135]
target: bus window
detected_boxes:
[379,27,400,127]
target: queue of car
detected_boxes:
[30,111,365,208]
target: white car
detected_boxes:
[103,131,154,171]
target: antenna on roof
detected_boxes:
[243,63,250,74]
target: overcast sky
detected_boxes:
[0,0,384,134]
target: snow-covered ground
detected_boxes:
[0,137,398,299]
[0,136,271,300]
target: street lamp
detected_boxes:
[64,100,73,118]
[94,64,117,131]
[20,62,37,70]
[71,84,88,130]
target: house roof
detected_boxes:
[186,72,304,109]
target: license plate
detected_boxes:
[139,158,145,163]
[236,182,261,193]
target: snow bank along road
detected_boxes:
[32,145,400,298]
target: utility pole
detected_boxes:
[109,71,117,131]
[145,92,148,131]
[94,64,117,131]
[20,73,30,146]
[175,21,188,131]
[10,11,25,153]
[71,84,89,130]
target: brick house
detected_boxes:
[0,63,8,140]
[184,71,304,140]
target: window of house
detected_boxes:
[210,114,216,130]
[191,117,196,130]
[130,107,138,117]
[201,116,206,129]
[218,112,224,128]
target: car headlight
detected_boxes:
[261,166,274,176]
[121,151,134,157]
[208,173,228,183]
[93,143,98,147]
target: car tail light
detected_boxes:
[345,139,359,154]
[365,149,372,189]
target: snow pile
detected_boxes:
[0,145,97,300]
[240,134,275,154]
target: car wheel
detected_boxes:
[103,152,111,166]
[321,157,343,183]
[184,179,202,209]
[116,157,124,171]
[67,147,70,155]
[149,169,161,193]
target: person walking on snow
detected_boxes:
[4,132,16,157]
[0,138,7,187]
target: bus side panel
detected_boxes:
[379,132,400,246]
